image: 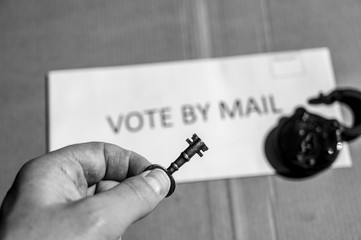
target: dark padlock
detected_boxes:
[265,88,361,178]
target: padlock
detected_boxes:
[265,89,361,178]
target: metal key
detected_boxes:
[144,133,208,197]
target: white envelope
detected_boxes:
[48,48,352,182]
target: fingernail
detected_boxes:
[143,169,170,196]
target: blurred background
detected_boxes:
[1,0,361,239]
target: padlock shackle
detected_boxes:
[308,88,361,142]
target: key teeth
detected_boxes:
[188,134,208,157]
[192,133,199,141]
[201,142,209,152]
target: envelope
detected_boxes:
[48,48,352,182]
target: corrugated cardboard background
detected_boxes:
[1,0,361,239]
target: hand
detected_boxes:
[0,142,170,240]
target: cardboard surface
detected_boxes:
[1,0,361,239]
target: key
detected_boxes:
[143,133,208,197]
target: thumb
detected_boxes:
[85,168,171,237]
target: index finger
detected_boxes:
[47,142,151,186]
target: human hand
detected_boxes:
[0,142,170,240]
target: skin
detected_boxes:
[0,142,171,240]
